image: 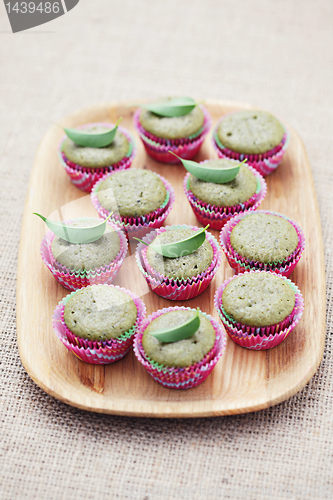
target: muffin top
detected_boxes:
[146,228,214,280]
[51,219,121,272]
[140,102,204,140]
[217,110,285,154]
[142,309,216,367]
[222,273,296,327]
[64,285,137,341]
[62,126,130,168]
[230,213,299,263]
[189,161,257,207]
[96,169,167,217]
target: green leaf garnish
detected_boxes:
[138,97,198,117]
[63,118,122,148]
[34,213,113,244]
[134,225,209,258]
[150,309,200,343]
[169,151,247,183]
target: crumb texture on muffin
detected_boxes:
[222,273,296,327]
[64,285,137,340]
[140,103,204,140]
[62,126,129,168]
[97,169,167,217]
[51,219,121,271]
[142,310,216,367]
[189,163,257,206]
[146,228,213,280]
[230,213,298,263]
[217,110,285,154]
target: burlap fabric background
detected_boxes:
[1,0,333,498]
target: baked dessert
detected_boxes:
[52,284,146,364]
[145,227,214,281]
[142,309,216,367]
[135,224,221,300]
[41,217,128,291]
[140,105,204,141]
[222,272,295,327]
[133,98,211,164]
[214,271,304,350]
[212,110,290,176]
[91,168,175,239]
[58,122,135,192]
[219,210,305,277]
[183,158,267,229]
[64,285,137,341]
[133,306,226,389]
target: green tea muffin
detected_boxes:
[222,272,296,327]
[217,110,285,155]
[188,160,258,207]
[142,309,216,367]
[213,109,289,177]
[139,102,204,140]
[145,228,214,280]
[230,213,299,264]
[134,98,211,165]
[64,285,137,341]
[51,219,121,272]
[62,125,130,168]
[96,169,167,217]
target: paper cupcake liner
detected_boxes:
[133,106,212,164]
[58,123,136,192]
[133,306,226,389]
[220,210,306,277]
[91,171,175,239]
[52,284,146,364]
[214,270,304,350]
[135,225,221,300]
[40,218,128,291]
[183,166,267,230]
[220,299,297,336]
[212,113,290,176]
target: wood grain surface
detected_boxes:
[16,100,326,417]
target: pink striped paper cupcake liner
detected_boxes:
[135,225,221,300]
[183,165,267,230]
[52,284,146,364]
[133,106,212,164]
[133,306,226,389]
[91,171,175,240]
[58,123,136,193]
[220,210,305,277]
[214,270,304,350]
[40,218,128,291]
[212,114,290,176]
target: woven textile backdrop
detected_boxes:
[1,0,333,499]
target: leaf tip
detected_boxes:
[33,212,46,222]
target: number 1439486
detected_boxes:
[5,2,60,13]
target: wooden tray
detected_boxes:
[16,100,326,417]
